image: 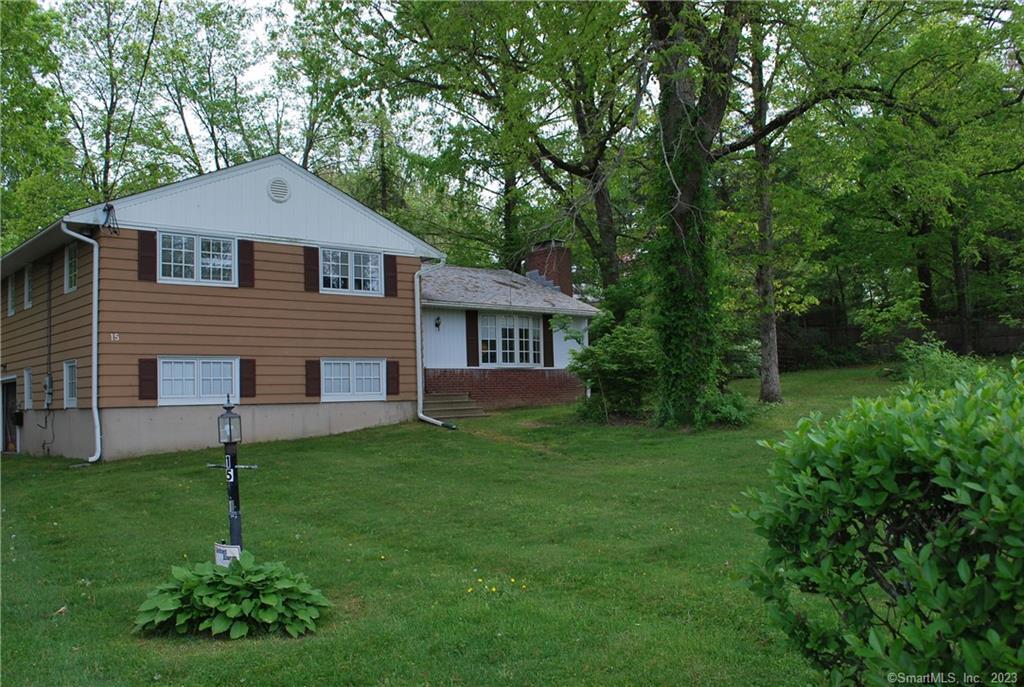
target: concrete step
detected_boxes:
[425,393,471,402]
[429,408,489,419]
[423,400,482,411]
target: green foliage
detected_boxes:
[134,551,330,639]
[893,336,987,390]
[721,338,761,381]
[745,360,1024,683]
[696,389,752,428]
[567,322,658,422]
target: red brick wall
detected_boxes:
[425,368,584,409]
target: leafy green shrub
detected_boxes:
[893,335,986,389]
[567,322,658,422]
[745,360,1024,683]
[134,552,330,639]
[696,389,752,428]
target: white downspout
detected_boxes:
[414,257,456,429]
[60,222,102,462]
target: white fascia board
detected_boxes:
[422,300,598,318]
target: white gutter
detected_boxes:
[60,222,102,462]
[414,258,456,430]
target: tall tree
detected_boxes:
[54,0,171,200]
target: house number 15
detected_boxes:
[109,333,120,342]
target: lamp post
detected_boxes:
[217,397,245,549]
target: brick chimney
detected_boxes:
[525,239,572,295]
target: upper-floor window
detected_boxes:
[321,358,385,402]
[5,276,13,316]
[320,248,382,295]
[64,244,78,293]
[63,360,78,408]
[159,232,236,286]
[158,357,239,405]
[480,314,542,367]
[23,267,32,308]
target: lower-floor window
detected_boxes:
[158,357,239,405]
[322,358,384,401]
[63,360,77,408]
[480,313,542,367]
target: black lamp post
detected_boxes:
[217,397,244,549]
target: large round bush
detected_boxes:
[746,360,1024,684]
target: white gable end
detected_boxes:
[64,155,442,258]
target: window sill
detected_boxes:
[318,288,384,298]
[320,394,387,403]
[157,278,238,288]
[158,398,242,407]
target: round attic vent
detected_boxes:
[267,177,290,203]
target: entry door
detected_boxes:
[2,381,16,452]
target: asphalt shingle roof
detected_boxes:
[421,265,599,317]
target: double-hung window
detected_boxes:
[5,277,13,316]
[63,360,78,408]
[64,244,78,293]
[480,313,542,367]
[159,232,236,286]
[158,357,239,405]
[321,359,385,401]
[320,248,382,295]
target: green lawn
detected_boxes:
[1,367,893,687]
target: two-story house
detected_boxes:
[1,155,595,460]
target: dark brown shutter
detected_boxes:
[542,315,554,368]
[386,360,399,396]
[240,359,256,397]
[305,359,320,397]
[238,240,254,287]
[303,247,319,292]
[465,309,479,367]
[138,358,158,399]
[138,232,156,281]
[383,254,398,297]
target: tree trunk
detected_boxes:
[751,17,782,404]
[912,214,937,319]
[498,170,521,272]
[645,0,745,426]
[950,226,972,354]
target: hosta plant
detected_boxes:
[134,551,330,639]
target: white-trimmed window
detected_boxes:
[24,369,32,410]
[321,358,385,401]
[480,313,543,367]
[320,248,382,295]
[23,267,32,309]
[158,357,239,406]
[63,360,78,408]
[159,232,236,286]
[64,244,78,293]
[5,277,13,316]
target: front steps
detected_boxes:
[422,393,488,420]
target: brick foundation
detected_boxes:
[425,368,584,410]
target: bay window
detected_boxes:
[480,314,543,367]
[159,232,236,285]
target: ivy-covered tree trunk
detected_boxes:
[650,144,720,425]
[646,1,746,426]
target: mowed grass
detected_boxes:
[1,367,892,687]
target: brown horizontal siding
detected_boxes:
[98,229,419,408]
[0,244,94,409]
